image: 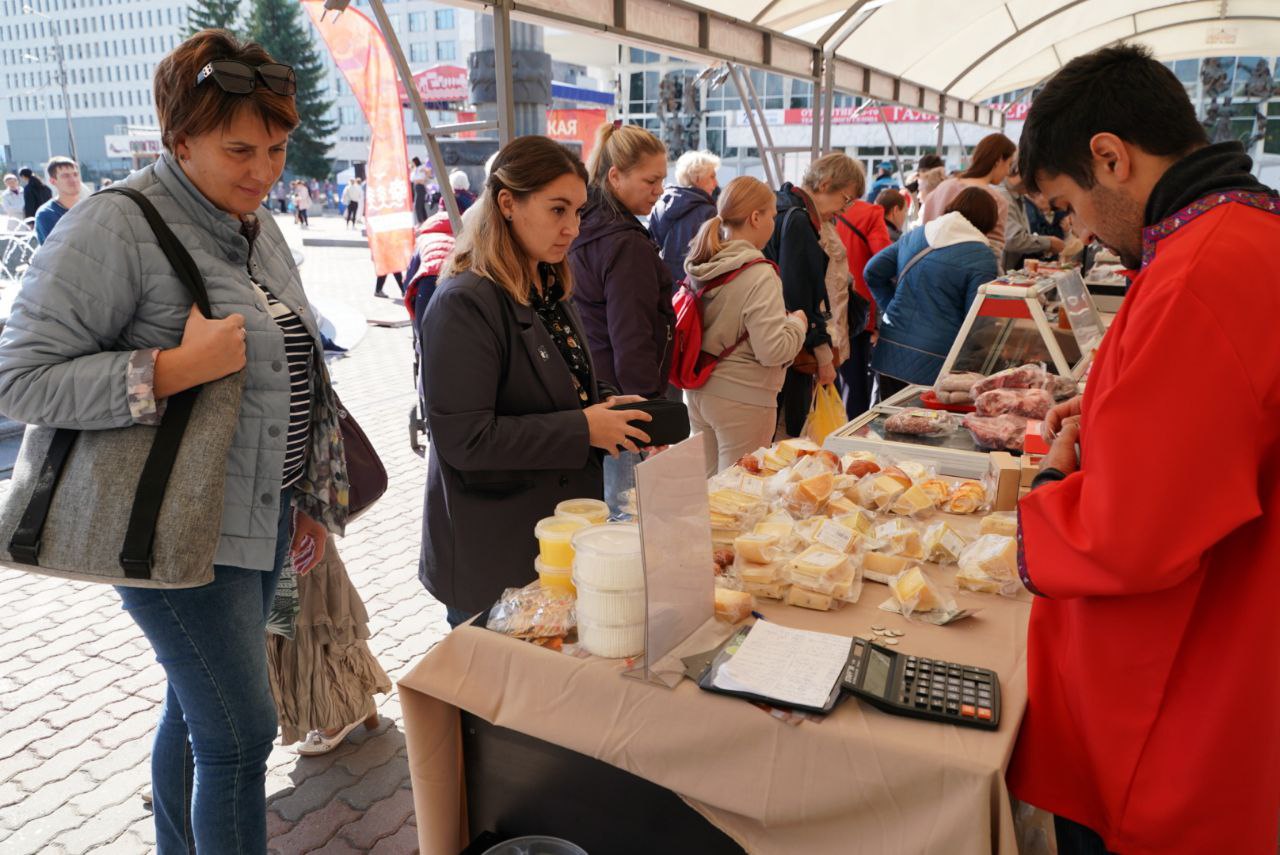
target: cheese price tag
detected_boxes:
[739,474,767,497]
[815,519,857,553]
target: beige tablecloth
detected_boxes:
[399,563,1032,855]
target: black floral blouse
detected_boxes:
[531,265,593,408]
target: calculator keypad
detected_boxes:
[901,655,996,723]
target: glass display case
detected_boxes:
[936,268,1104,381]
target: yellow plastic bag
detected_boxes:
[804,383,846,445]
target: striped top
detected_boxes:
[258,282,313,487]
[239,214,312,487]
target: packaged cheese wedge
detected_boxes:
[841,451,882,478]
[734,531,779,564]
[873,519,925,559]
[867,474,909,510]
[784,545,849,593]
[776,438,821,463]
[923,522,968,565]
[945,480,988,515]
[956,534,1021,596]
[897,460,933,484]
[737,558,784,585]
[890,484,935,517]
[813,518,861,554]
[744,580,790,600]
[979,512,1018,537]
[825,494,858,516]
[834,507,876,536]
[714,587,753,623]
[862,551,912,583]
[890,566,952,618]
[786,585,837,611]
[781,472,835,517]
[762,446,789,474]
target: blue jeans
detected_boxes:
[602,450,642,520]
[117,492,293,855]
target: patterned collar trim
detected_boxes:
[1141,190,1280,269]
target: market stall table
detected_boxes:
[399,567,1032,854]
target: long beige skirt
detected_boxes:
[267,535,392,744]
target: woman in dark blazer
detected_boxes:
[420,136,651,627]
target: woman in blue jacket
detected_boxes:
[864,187,999,400]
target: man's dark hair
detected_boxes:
[1020,45,1207,194]
[45,156,76,180]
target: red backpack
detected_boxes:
[668,257,778,390]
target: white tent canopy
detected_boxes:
[752,0,1280,101]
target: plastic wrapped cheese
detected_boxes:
[776,438,821,463]
[734,531,778,564]
[784,545,849,591]
[867,474,909,510]
[814,518,860,553]
[786,585,836,611]
[897,461,932,484]
[745,580,790,600]
[956,534,1020,596]
[863,552,912,579]
[945,480,988,515]
[834,507,876,536]
[890,484,935,517]
[826,495,861,517]
[917,479,951,507]
[890,567,944,614]
[714,587,753,624]
[873,519,925,559]
[980,512,1018,537]
[738,559,784,585]
[923,522,968,565]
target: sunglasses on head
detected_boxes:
[195,60,297,96]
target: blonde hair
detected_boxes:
[674,150,720,187]
[685,176,775,268]
[802,153,865,198]
[587,123,666,210]
[441,136,589,306]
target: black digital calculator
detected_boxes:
[840,637,1001,730]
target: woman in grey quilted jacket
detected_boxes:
[0,32,348,855]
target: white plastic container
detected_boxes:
[573,577,645,625]
[571,523,643,589]
[577,615,645,658]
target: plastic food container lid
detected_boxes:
[555,498,609,524]
[571,524,644,589]
[535,515,591,542]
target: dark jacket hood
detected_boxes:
[1145,141,1276,226]
[573,197,649,250]
[652,184,714,224]
[775,182,819,231]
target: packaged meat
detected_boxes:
[933,389,975,405]
[963,414,1028,452]
[975,388,1055,420]
[884,408,959,437]
[969,364,1049,397]
[937,372,984,393]
[1044,373,1078,400]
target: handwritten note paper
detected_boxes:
[713,620,853,710]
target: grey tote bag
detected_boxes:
[0,187,245,588]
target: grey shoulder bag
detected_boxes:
[0,187,246,588]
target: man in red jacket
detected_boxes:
[1011,45,1280,855]
[834,198,891,417]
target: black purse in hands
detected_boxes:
[610,398,691,449]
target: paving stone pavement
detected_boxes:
[0,216,448,854]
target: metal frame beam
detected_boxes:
[450,0,1002,129]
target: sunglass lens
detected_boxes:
[213,70,255,94]
[258,64,297,96]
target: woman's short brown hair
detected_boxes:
[945,186,1000,235]
[153,29,299,152]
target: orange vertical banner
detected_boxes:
[302,0,413,276]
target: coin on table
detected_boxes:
[871,624,886,632]
[882,637,899,646]
[889,630,905,638]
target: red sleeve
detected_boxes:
[866,208,891,255]
[1019,283,1264,599]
